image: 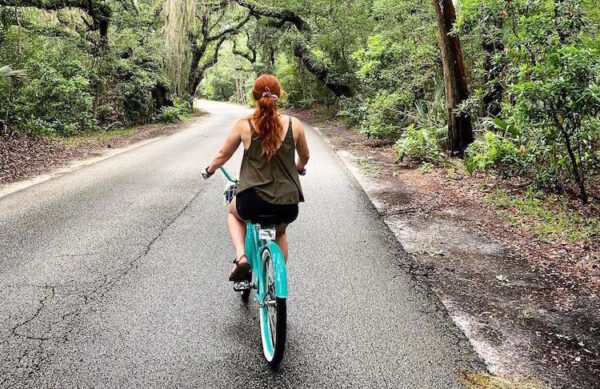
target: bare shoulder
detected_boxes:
[290,116,305,135]
[228,117,249,144]
[234,117,251,132]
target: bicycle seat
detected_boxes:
[249,214,282,227]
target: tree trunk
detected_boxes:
[560,126,588,204]
[292,38,353,97]
[187,36,228,97]
[433,0,473,155]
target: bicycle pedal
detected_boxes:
[233,281,252,292]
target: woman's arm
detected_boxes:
[204,120,243,176]
[294,119,310,173]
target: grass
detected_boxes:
[419,162,434,174]
[357,157,382,177]
[485,188,600,244]
[56,109,205,148]
[459,372,545,389]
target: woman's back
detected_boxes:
[237,116,304,205]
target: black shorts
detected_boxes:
[236,188,299,225]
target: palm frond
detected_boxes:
[0,65,26,80]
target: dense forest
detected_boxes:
[1,0,599,203]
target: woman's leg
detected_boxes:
[228,198,247,263]
[276,224,288,262]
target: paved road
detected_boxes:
[0,101,480,388]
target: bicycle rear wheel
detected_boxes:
[259,247,286,366]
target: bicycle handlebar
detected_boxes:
[219,167,237,183]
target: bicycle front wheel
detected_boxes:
[259,247,286,366]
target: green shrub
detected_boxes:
[158,98,191,123]
[158,106,181,123]
[14,59,97,136]
[464,131,527,176]
[201,67,237,101]
[116,66,157,125]
[394,124,447,163]
[360,91,413,141]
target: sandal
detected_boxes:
[229,255,250,282]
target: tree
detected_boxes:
[233,0,354,97]
[432,0,474,154]
[186,4,250,96]
[512,47,600,204]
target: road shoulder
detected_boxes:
[293,108,598,389]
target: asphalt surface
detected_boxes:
[0,100,480,388]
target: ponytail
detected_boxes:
[251,75,284,161]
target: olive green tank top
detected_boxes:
[237,117,304,205]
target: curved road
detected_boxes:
[0,101,480,388]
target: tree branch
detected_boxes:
[232,0,309,32]
[207,12,251,41]
[232,37,256,63]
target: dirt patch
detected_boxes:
[293,107,600,389]
[0,113,205,185]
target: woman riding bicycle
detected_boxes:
[202,74,310,282]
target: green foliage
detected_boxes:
[201,67,237,102]
[360,91,412,140]
[465,131,526,176]
[509,45,600,193]
[10,47,97,136]
[395,124,447,163]
[419,162,434,174]
[158,98,191,123]
[345,2,441,143]
[0,0,172,137]
[453,0,600,200]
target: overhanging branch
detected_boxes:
[207,12,251,42]
[232,0,308,32]
[232,0,352,97]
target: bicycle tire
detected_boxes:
[270,297,286,366]
[259,248,287,366]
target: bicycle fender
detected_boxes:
[265,242,288,298]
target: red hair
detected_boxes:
[252,74,283,161]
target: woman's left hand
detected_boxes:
[202,166,214,179]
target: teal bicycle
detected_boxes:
[219,166,288,366]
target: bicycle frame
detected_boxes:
[245,224,288,299]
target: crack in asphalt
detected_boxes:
[98,186,206,292]
[11,285,56,341]
[0,186,206,384]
